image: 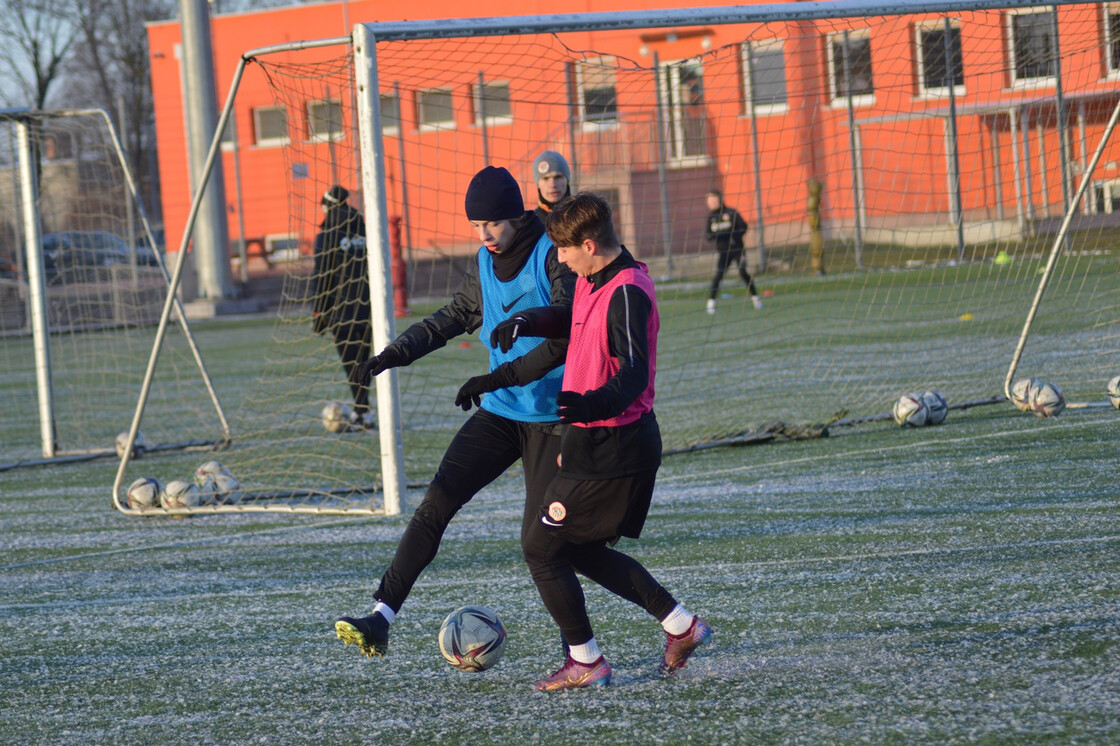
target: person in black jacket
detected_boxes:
[312,185,374,430]
[704,189,762,315]
[532,150,571,223]
[334,166,576,660]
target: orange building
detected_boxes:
[146,1,1120,269]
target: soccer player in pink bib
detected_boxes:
[490,192,712,691]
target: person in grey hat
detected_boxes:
[334,166,576,660]
[532,150,572,221]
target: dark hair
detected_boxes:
[545,192,619,249]
[707,189,723,199]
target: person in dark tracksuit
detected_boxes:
[312,185,374,430]
[489,193,712,691]
[705,189,762,315]
[334,166,576,659]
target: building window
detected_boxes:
[1105,4,1120,74]
[253,106,289,146]
[265,234,302,262]
[829,31,874,105]
[916,23,965,96]
[658,58,709,164]
[577,57,619,127]
[417,88,455,131]
[473,82,512,126]
[1008,8,1057,85]
[742,39,788,114]
[307,100,343,141]
[219,116,236,150]
[380,94,400,135]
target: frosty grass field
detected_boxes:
[2,315,1120,744]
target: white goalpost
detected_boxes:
[112,0,1119,517]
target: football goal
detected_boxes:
[114,0,1120,517]
[0,108,228,472]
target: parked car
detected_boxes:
[0,255,18,280]
[40,231,161,281]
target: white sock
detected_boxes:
[372,602,396,624]
[569,637,602,664]
[660,604,694,636]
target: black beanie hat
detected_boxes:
[322,185,349,206]
[464,166,524,221]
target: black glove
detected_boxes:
[350,352,399,387]
[454,374,498,411]
[556,390,594,424]
[312,312,328,335]
[490,314,531,353]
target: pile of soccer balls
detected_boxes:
[124,459,242,511]
[891,390,949,428]
[1009,377,1066,418]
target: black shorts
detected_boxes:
[538,468,657,543]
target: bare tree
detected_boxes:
[0,0,81,109]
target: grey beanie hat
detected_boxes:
[532,150,571,181]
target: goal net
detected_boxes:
[0,109,225,471]
[116,1,1120,515]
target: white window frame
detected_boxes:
[828,30,875,108]
[1006,6,1058,89]
[473,81,513,127]
[576,56,620,131]
[253,106,289,147]
[379,94,400,136]
[915,21,966,98]
[306,99,344,142]
[657,56,711,168]
[742,38,789,115]
[417,88,456,132]
[219,116,236,152]
[265,234,302,262]
[1104,3,1120,77]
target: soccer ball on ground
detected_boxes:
[920,390,948,426]
[125,477,163,510]
[161,479,201,509]
[1107,375,1120,410]
[115,430,147,459]
[892,393,928,427]
[438,605,507,673]
[321,402,352,433]
[198,472,242,505]
[193,460,231,483]
[1029,381,1066,418]
[1010,377,1039,412]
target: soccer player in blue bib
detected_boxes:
[335,166,575,658]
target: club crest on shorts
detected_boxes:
[542,501,567,526]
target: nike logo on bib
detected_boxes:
[502,292,527,313]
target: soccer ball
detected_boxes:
[1029,381,1065,418]
[198,472,242,505]
[920,390,948,426]
[160,478,201,509]
[892,393,928,427]
[125,477,163,510]
[1010,377,1039,412]
[321,402,352,433]
[194,460,231,483]
[438,605,507,673]
[1107,375,1120,409]
[115,430,147,459]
